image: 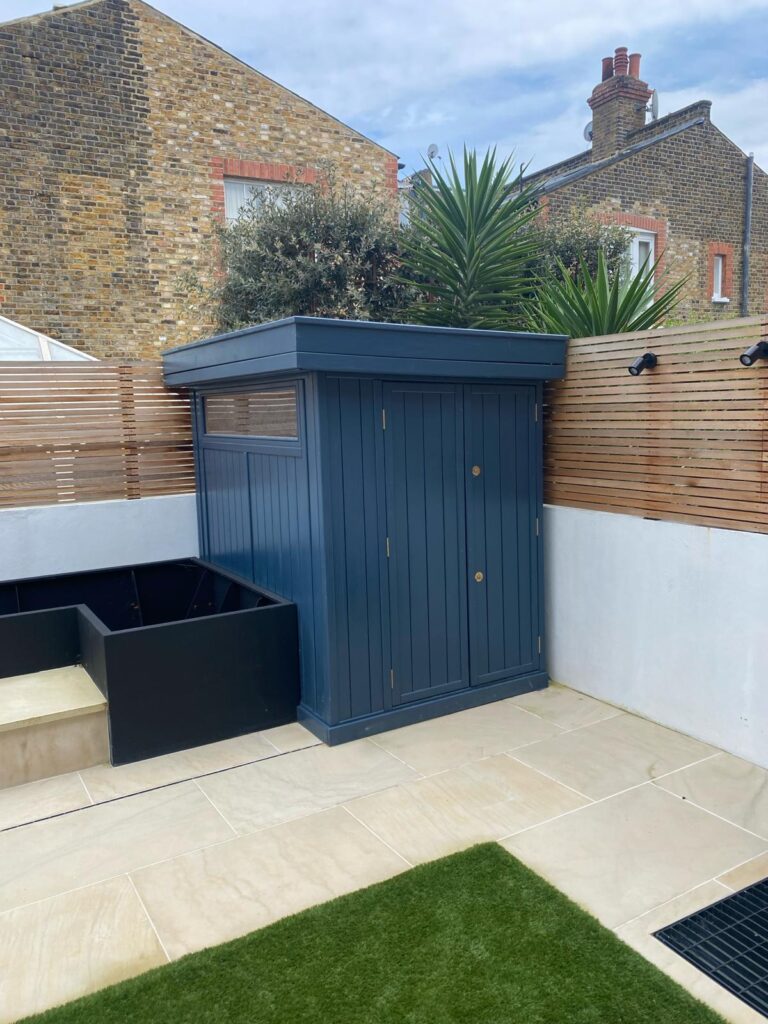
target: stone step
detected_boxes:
[0,666,109,789]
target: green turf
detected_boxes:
[25,843,725,1024]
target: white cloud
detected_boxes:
[8,0,767,116]
[161,0,768,121]
[494,77,768,177]
[3,0,768,171]
[187,0,768,174]
[660,80,768,170]
[379,83,596,175]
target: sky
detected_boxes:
[3,0,768,176]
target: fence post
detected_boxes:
[762,318,768,502]
[118,365,141,500]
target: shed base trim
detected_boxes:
[298,671,549,745]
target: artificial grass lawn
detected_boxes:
[26,843,725,1024]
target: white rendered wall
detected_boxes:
[0,494,199,582]
[544,504,768,769]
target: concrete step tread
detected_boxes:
[0,666,106,733]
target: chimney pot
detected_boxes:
[628,52,641,78]
[613,46,629,76]
[601,57,614,81]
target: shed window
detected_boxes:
[204,388,298,439]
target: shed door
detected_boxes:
[465,384,539,686]
[383,382,469,704]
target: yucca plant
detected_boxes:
[400,147,541,329]
[530,250,687,337]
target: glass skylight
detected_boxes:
[0,315,96,361]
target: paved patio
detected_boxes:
[1,684,767,1023]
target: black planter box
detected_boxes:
[0,559,300,765]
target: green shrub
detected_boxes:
[533,209,632,282]
[212,175,412,330]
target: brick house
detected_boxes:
[524,47,768,319]
[0,0,398,359]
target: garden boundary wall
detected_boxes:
[0,362,197,579]
[544,315,768,768]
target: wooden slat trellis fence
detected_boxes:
[0,362,195,509]
[544,314,768,534]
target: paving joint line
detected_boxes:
[0,831,241,919]
[503,752,594,803]
[340,804,414,869]
[192,778,239,836]
[0,741,320,835]
[650,780,768,844]
[500,752,727,841]
[127,873,172,963]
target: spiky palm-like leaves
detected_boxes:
[400,148,541,329]
[530,250,687,338]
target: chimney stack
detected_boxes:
[613,46,629,76]
[587,46,652,160]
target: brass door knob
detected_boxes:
[471,465,481,477]
[474,571,484,583]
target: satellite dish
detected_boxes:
[427,143,440,160]
[583,121,593,142]
[649,89,659,120]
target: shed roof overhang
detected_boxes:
[162,317,568,387]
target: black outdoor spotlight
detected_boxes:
[739,341,768,367]
[628,351,658,376]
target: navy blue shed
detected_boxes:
[163,317,567,743]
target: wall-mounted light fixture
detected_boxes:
[739,341,768,367]
[628,352,657,376]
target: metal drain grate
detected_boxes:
[655,876,768,1018]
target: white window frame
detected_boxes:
[712,253,729,303]
[223,177,300,224]
[629,230,656,279]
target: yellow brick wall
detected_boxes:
[0,0,398,358]
[528,108,768,320]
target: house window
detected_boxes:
[629,230,656,278]
[712,254,728,302]
[204,387,299,439]
[708,243,733,304]
[223,177,298,223]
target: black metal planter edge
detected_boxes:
[0,559,301,765]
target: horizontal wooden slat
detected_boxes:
[0,362,194,508]
[544,315,768,535]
